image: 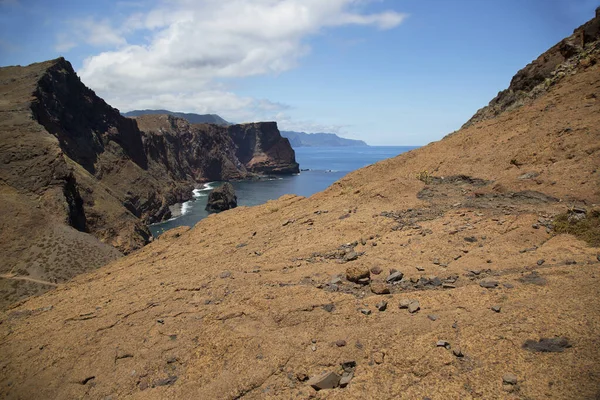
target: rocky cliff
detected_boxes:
[463,8,600,128]
[227,122,299,174]
[0,58,298,308]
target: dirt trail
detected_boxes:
[0,274,58,287]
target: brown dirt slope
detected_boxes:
[1,14,600,400]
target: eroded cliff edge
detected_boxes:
[0,58,297,308]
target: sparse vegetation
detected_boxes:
[416,170,432,184]
[554,208,600,247]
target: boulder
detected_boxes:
[346,265,370,283]
[206,183,237,212]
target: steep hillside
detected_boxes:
[0,59,298,309]
[124,110,230,126]
[464,8,600,128]
[1,13,599,400]
[281,131,368,147]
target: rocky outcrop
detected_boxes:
[228,122,299,174]
[205,183,237,212]
[463,8,600,128]
[0,57,298,308]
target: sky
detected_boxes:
[0,0,598,145]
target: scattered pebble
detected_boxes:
[322,304,335,313]
[376,301,388,312]
[359,309,372,315]
[219,271,232,279]
[370,266,383,275]
[399,299,411,309]
[537,259,545,266]
[335,340,347,347]
[416,266,425,272]
[307,371,341,390]
[479,280,499,289]
[343,251,359,262]
[408,300,420,314]
[385,271,404,283]
[452,347,464,357]
[502,373,518,385]
[370,281,390,295]
[339,371,353,388]
[491,305,501,313]
[436,340,450,349]
[427,314,438,321]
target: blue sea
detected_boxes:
[149,146,417,236]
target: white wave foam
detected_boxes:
[181,200,193,215]
[193,181,218,197]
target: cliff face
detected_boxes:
[0,58,298,308]
[463,8,600,128]
[228,122,299,174]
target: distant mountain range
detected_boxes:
[123,109,230,126]
[123,110,367,147]
[280,131,368,147]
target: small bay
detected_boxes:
[150,146,417,236]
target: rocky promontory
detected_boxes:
[0,58,298,308]
[205,182,237,212]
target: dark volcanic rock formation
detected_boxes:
[227,122,299,174]
[0,57,298,308]
[205,182,238,212]
[463,9,600,128]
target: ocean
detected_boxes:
[149,146,418,236]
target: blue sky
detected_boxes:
[0,0,597,145]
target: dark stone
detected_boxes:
[376,301,388,311]
[306,371,341,390]
[205,182,237,212]
[452,347,464,357]
[427,314,438,321]
[537,259,545,266]
[322,303,335,313]
[371,266,383,275]
[360,309,372,315]
[341,360,356,372]
[464,236,478,243]
[522,337,571,352]
[339,371,353,388]
[518,272,546,286]
[479,280,499,289]
[343,251,359,262]
[491,305,501,313]
[408,300,420,314]
[153,376,178,387]
[219,271,232,279]
[335,340,347,347]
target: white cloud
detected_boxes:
[275,112,350,135]
[73,0,405,120]
[54,33,77,52]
